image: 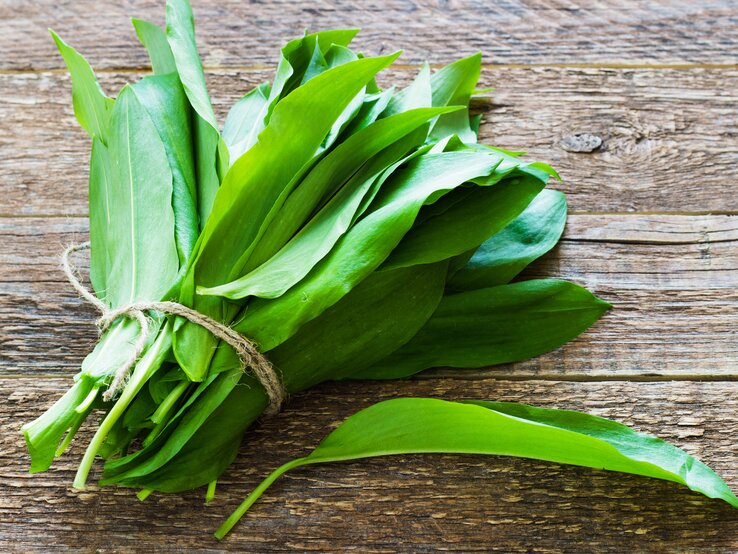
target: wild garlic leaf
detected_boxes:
[22,378,98,472]
[381,171,546,270]
[382,63,432,117]
[105,86,179,307]
[338,88,394,138]
[173,53,401,381]
[131,74,198,268]
[269,262,449,389]
[164,0,216,129]
[267,29,359,121]
[165,0,224,225]
[429,53,482,142]
[448,189,567,289]
[132,18,177,75]
[88,138,112,297]
[199,106,461,300]
[50,30,114,142]
[221,83,270,164]
[215,398,738,538]
[354,279,610,379]
[233,151,502,352]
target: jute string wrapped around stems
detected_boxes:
[61,242,285,414]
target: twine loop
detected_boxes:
[61,242,284,413]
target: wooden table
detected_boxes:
[1,1,737,551]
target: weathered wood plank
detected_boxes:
[3,377,737,552]
[1,0,737,71]
[1,215,736,378]
[2,67,737,216]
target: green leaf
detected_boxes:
[429,53,482,142]
[216,398,738,539]
[49,30,114,141]
[267,30,359,120]
[22,377,97,473]
[221,83,270,164]
[338,88,394,138]
[382,63,432,117]
[165,0,216,130]
[88,138,112,297]
[268,262,449,389]
[132,18,177,75]
[232,151,502,352]
[354,279,610,379]
[105,86,180,307]
[381,171,546,270]
[199,107,460,300]
[130,74,198,268]
[448,189,567,290]
[165,0,224,225]
[174,54,402,381]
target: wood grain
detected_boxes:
[2,67,738,216]
[3,377,737,552]
[1,0,737,71]
[2,1,737,551]
[1,214,736,379]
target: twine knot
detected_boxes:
[62,242,284,414]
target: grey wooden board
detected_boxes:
[2,0,738,551]
[1,214,736,379]
[1,0,737,71]
[2,68,738,216]
[3,378,738,552]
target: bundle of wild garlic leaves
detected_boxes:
[24,0,737,537]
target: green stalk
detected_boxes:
[151,380,189,425]
[74,386,100,414]
[215,457,310,540]
[55,408,89,457]
[73,323,173,489]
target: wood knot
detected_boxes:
[560,133,602,153]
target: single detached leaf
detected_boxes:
[449,188,567,290]
[354,279,610,379]
[216,398,738,539]
[50,30,114,141]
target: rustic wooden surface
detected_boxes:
[1,0,737,552]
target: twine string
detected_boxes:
[61,242,284,413]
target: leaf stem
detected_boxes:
[55,409,87,457]
[206,480,217,504]
[73,325,172,489]
[215,457,310,540]
[74,386,100,414]
[151,380,189,424]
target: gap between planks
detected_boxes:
[4,373,738,383]
[3,211,737,219]
[1,62,738,77]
